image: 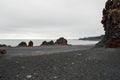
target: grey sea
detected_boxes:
[0,39,99,47]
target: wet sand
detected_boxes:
[0,45,120,80]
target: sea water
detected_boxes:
[0,39,99,47]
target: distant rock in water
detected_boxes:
[18,42,27,47]
[0,44,11,47]
[48,40,54,45]
[55,37,68,45]
[41,41,48,45]
[28,41,33,47]
[41,37,68,46]
[96,0,120,48]
[41,40,54,46]
[79,35,104,41]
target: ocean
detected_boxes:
[0,39,99,47]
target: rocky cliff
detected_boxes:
[96,0,120,48]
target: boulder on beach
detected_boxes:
[18,42,27,47]
[0,49,7,54]
[55,37,68,45]
[28,41,33,47]
[41,40,54,46]
[96,0,120,48]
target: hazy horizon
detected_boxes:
[0,0,105,39]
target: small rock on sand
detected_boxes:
[26,75,32,79]
[21,66,25,69]
[53,76,58,79]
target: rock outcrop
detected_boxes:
[96,0,120,48]
[106,40,120,48]
[18,42,27,47]
[28,41,33,47]
[41,37,68,46]
[55,37,68,45]
[41,40,54,46]
[0,44,11,47]
[48,40,54,45]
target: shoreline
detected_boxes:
[0,45,95,57]
[0,39,99,47]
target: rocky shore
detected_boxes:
[0,45,120,80]
[0,0,120,80]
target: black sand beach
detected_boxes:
[0,45,120,80]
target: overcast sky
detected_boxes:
[0,0,105,39]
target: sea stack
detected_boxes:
[41,40,54,46]
[96,0,120,48]
[55,37,68,45]
[18,42,27,47]
[28,41,33,47]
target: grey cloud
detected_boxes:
[0,0,105,39]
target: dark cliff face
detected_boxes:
[96,0,120,48]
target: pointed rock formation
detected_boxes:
[96,0,120,48]
[28,41,33,47]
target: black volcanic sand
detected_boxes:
[0,46,120,80]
